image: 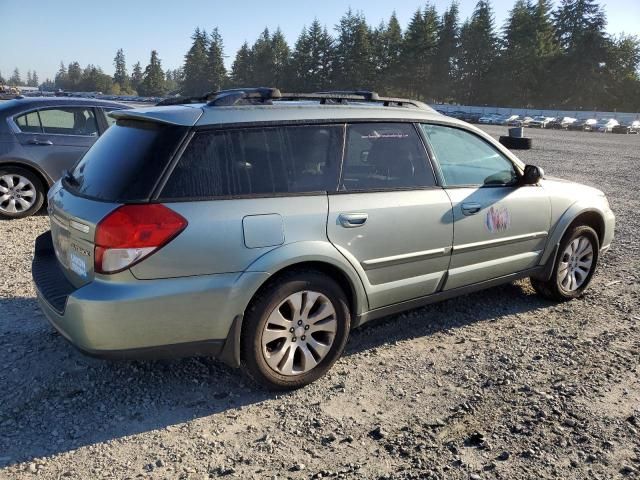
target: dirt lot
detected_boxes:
[1,126,639,479]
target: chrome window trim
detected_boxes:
[10,105,100,138]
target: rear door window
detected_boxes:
[15,111,42,133]
[161,124,343,199]
[68,120,188,201]
[39,107,98,136]
[340,123,435,191]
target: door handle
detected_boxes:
[28,139,53,146]
[338,213,368,228]
[461,202,482,215]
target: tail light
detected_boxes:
[95,204,187,274]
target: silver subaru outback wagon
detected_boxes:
[32,88,615,390]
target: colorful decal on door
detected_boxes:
[485,206,511,233]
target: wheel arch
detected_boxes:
[0,159,54,189]
[540,204,606,267]
[219,244,369,369]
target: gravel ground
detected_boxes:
[1,126,639,479]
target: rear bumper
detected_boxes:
[32,231,267,362]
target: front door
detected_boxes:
[327,122,454,310]
[14,106,99,182]
[420,123,551,290]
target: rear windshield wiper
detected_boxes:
[62,169,79,187]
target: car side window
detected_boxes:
[15,111,42,133]
[421,124,518,187]
[38,108,98,136]
[340,123,435,191]
[162,124,343,198]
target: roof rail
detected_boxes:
[156,87,430,110]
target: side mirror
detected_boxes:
[522,164,544,185]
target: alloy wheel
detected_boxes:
[0,174,36,214]
[558,235,594,291]
[261,291,338,376]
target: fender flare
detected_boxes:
[539,201,607,268]
[219,241,369,368]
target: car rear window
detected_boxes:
[68,120,188,201]
[161,124,343,199]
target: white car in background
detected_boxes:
[595,118,619,133]
[529,116,555,128]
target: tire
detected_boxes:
[499,135,532,150]
[0,166,45,219]
[241,270,351,390]
[531,225,600,301]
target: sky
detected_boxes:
[1,0,638,83]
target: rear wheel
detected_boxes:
[241,271,350,390]
[531,225,599,301]
[0,167,45,219]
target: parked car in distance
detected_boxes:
[528,116,555,128]
[595,118,619,133]
[499,114,520,125]
[548,117,577,129]
[462,112,482,123]
[509,116,533,127]
[31,88,615,390]
[568,118,597,131]
[0,97,131,218]
[478,113,501,124]
[612,120,640,134]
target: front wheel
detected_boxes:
[531,225,599,301]
[241,271,351,390]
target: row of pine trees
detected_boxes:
[5,0,640,110]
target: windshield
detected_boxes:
[67,120,188,201]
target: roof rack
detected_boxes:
[156,87,429,110]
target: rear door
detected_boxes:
[13,106,99,181]
[327,122,453,310]
[420,124,551,290]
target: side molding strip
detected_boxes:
[362,246,451,270]
[453,231,548,253]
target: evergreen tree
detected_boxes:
[433,2,461,101]
[333,9,374,89]
[113,48,129,90]
[182,28,210,96]
[206,28,227,91]
[271,28,291,88]
[30,71,39,87]
[131,62,143,92]
[67,62,82,89]
[26,71,33,87]
[139,50,166,96]
[290,20,334,91]
[230,41,253,87]
[9,68,22,86]
[55,62,68,90]
[457,1,499,104]
[370,12,403,95]
[0,71,5,84]
[402,5,440,100]
[553,0,608,108]
[251,28,276,86]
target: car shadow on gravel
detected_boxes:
[344,280,550,356]
[0,281,550,467]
